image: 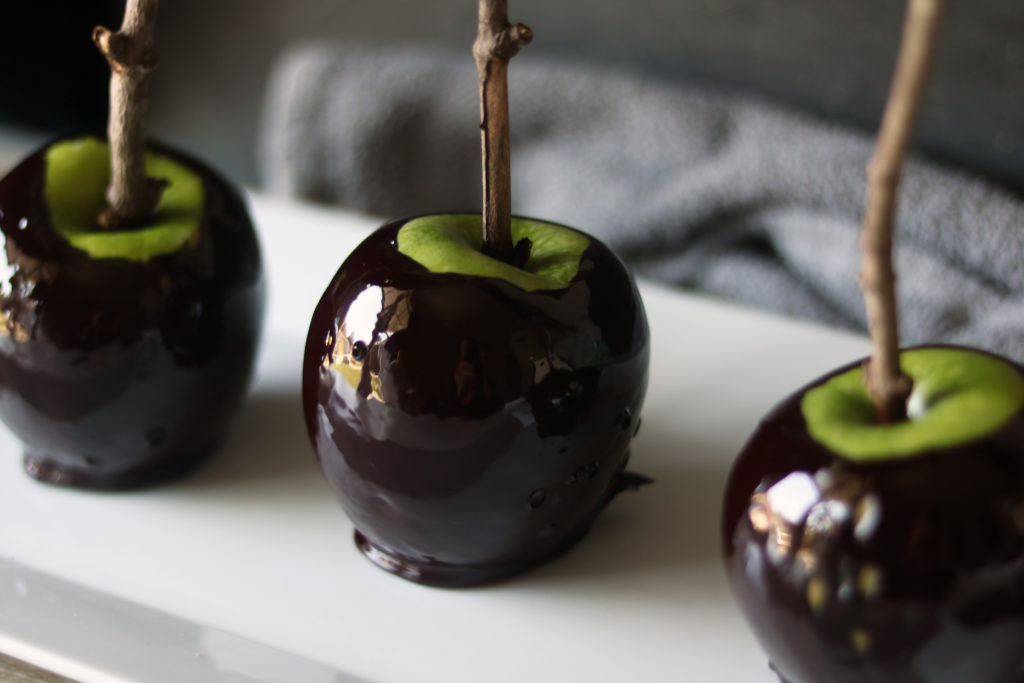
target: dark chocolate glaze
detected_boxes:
[722,347,1024,683]
[0,135,265,489]
[302,215,650,587]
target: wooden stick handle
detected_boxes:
[859,0,946,421]
[473,0,532,261]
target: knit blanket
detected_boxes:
[259,45,1024,361]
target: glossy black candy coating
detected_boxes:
[0,136,265,489]
[303,216,649,587]
[722,348,1024,683]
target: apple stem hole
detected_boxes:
[510,237,533,269]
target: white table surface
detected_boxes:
[0,193,871,682]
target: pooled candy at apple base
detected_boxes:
[722,345,1024,682]
[0,135,265,489]
[303,213,650,587]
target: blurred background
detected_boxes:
[1,0,1022,193]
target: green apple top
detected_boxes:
[44,136,204,261]
[396,214,589,291]
[802,347,1024,462]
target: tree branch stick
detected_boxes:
[93,0,163,229]
[473,0,532,262]
[860,0,945,422]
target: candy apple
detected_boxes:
[722,345,1024,682]
[720,0,1015,678]
[0,135,265,488]
[302,213,649,586]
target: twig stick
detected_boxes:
[93,0,163,229]
[473,0,532,262]
[859,0,945,423]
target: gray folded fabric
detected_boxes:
[259,45,1024,362]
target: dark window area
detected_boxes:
[0,3,122,132]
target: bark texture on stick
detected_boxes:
[93,0,163,229]
[473,0,532,262]
[860,0,946,422]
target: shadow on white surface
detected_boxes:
[497,420,739,591]
[175,380,739,591]
[173,388,324,498]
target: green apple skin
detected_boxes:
[303,213,650,586]
[43,136,206,261]
[395,213,590,291]
[722,345,1024,682]
[0,135,265,489]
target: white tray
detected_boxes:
[0,194,870,682]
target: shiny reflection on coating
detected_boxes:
[0,136,265,489]
[722,353,1024,683]
[303,215,650,587]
